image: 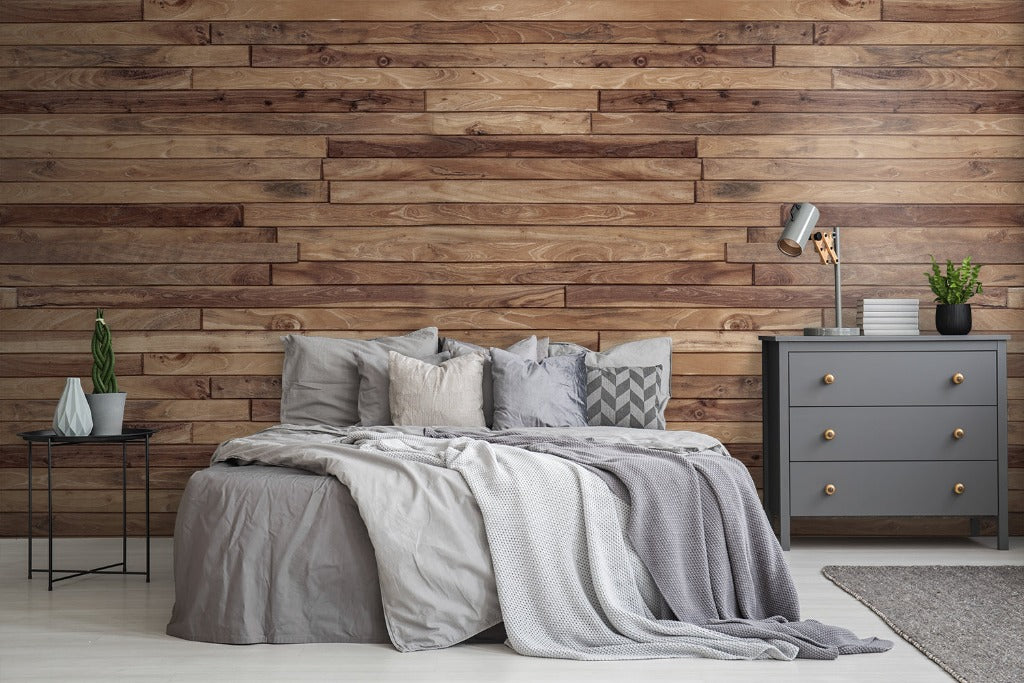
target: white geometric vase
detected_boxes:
[53,377,93,436]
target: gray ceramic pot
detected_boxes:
[85,392,127,435]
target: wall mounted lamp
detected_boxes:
[778,203,861,336]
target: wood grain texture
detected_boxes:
[599,89,1024,113]
[882,1,1024,22]
[251,44,774,68]
[1,0,1020,540]
[697,135,1024,158]
[0,1,141,22]
[145,1,880,22]
[0,135,326,158]
[210,20,813,45]
[814,22,1024,45]
[193,66,834,90]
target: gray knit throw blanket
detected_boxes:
[428,429,893,659]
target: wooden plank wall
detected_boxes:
[1,0,1021,539]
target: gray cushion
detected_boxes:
[586,365,666,429]
[280,328,438,426]
[490,348,587,429]
[444,336,539,427]
[389,352,486,427]
[356,350,451,426]
[550,337,672,428]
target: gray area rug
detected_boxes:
[822,565,1023,683]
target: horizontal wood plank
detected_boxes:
[0,204,243,226]
[881,1,1024,22]
[0,22,209,45]
[278,226,741,261]
[247,203,779,226]
[594,112,1024,135]
[327,134,697,158]
[271,261,749,285]
[697,181,1024,204]
[1,158,322,181]
[0,0,141,22]
[0,135,326,158]
[200,307,818,332]
[565,285,1007,308]
[0,264,269,286]
[0,308,199,330]
[777,45,1024,67]
[814,22,1024,45]
[146,1,879,22]
[703,158,1024,182]
[0,181,328,204]
[755,264,1024,288]
[0,67,191,90]
[193,67,834,90]
[13,285,567,309]
[0,45,248,67]
[0,354,143,378]
[210,376,281,399]
[599,89,1024,114]
[697,135,1024,158]
[321,158,701,181]
[251,44,773,68]
[3,399,250,422]
[0,227,276,245]
[0,242,296,264]
[210,20,813,45]
[329,180,695,204]
[0,376,210,400]
[833,68,1024,91]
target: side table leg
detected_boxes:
[47,440,53,591]
[27,442,32,580]
[122,442,127,574]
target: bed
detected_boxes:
[167,329,892,661]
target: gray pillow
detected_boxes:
[356,350,451,426]
[280,328,438,426]
[586,365,666,429]
[548,341,589,357]
[584,337,672,423]
[490,347,587,429]
[444,336,539,427]
[389,352,486,427]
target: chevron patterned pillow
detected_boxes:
[586,365,665,429]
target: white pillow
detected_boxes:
[389,351,486,427]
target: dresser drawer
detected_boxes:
[789,351,996,407]
[789,406,997,462]
[790,461,997,516]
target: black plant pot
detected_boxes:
[936,303,972,335]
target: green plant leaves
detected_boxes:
[925,255,983,305]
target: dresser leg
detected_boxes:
[969,517,980,537]
[780,515,791,551]
[998,516,1009,550]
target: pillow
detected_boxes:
[490,347,587,429]
[356,350,451,426]
[444,336,539,427]
[586,365,666,429]
[280,328,438,426]
[548,341,589,357]
[389,351,486,427]
[584,337,672,422]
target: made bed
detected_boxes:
[167,328,891,662]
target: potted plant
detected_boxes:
[85,308,127,434]
[925,256,982,335]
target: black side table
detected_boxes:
[18,428,155,590]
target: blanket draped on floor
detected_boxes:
[211,425,891,661]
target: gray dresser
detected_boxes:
[760,335,1008,550]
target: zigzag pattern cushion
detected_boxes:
[586,365,665,429]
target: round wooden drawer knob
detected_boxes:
[823,428,836,441]
[952,372,965,385]
[824,484,837,496]
[953,428,965,440]
[823,373,835,385]
[953,483,965,495]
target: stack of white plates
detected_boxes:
[857,298,920,336]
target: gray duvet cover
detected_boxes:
[167,425,889,660]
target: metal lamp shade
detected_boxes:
[777,202,820,257]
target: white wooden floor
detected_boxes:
[0,536,1020,682]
